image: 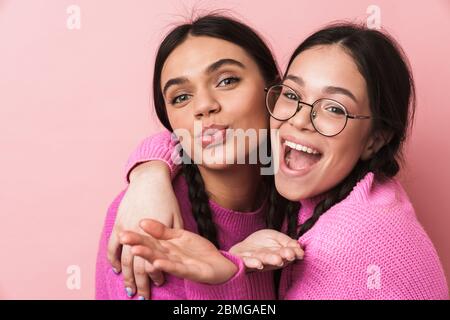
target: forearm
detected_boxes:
[184,251,276,300]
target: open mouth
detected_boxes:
[283,139,322,173]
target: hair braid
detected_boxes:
[182,163,220,248]
[295,162,368,238]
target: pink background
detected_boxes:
[0,0,449,299]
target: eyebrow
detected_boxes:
[284,74,358,103]
[162,58,246,96]
[284,74,305,87]
[163,77,188,96]
[206,58,245,74]
[323,86,358,103]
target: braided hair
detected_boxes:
[181,163,220,247]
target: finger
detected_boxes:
[139,219,183,240]
[285,238,302,249]
[275,233,301,247]
[133,240,184,266]
[279,247,297,262]
[134,256,150,300]
[260,251,284,267]
[144,261,165,287]
[121,246,136,298]
[287,243,304,259]
[107,228,123,274]
[131,245,168,263]
[120,231,168,254]
[242,257,263,270]
[119,231,148,246]
[280,237,304,259]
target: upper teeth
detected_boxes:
[285,140,320,155]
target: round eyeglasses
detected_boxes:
[265,84,371,137]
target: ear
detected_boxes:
[360,130,393,161]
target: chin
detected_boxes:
[200,161,230,171]
[274,176,312,201]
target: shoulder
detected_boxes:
[305,173,433,257]
[298,173,448,299]
[313,173,420,236]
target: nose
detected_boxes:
[193,89,221,118]
[287,103,315,132]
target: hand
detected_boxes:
[107,161,183,299]
[119,219,238,285]
[229,229,304,272]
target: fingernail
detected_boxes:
[112,267,119,274]
[125,287,134,298]
[138,296,145,300]
[154,282,161,287]
[257,265,264,270]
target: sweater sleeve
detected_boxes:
[124,130,181,183]
[95,190,127,300]
[282,202,449,300]
[184,251,276,300]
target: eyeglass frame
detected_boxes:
[264,84,372,137]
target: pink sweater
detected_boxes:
[118,131,449,300]
[96,173,275,300]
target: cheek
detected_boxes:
[167,108,196,146]
[270,117,280,130]
[326,122,371,162]
[317,132,368,189]
[323,143,360,176]
[167,109,191,131]
[224,87,268,129]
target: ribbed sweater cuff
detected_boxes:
[184,251,252,300]
[124,131,181,183]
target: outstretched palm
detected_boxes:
[119,219,237,284]
[229,229,304,271]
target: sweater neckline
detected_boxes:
[297,172,376,224]
[208,196,268,217]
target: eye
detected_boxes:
[283,92,298,101]
[217,77,240,87]
[325,105,346,115]
[171,94,192,105]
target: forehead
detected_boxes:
[287,45,367,95]
[161,35,255,82]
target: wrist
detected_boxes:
[210,258,238,285]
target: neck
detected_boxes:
[198,164,264,212]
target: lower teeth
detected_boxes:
[284,148,321,171]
